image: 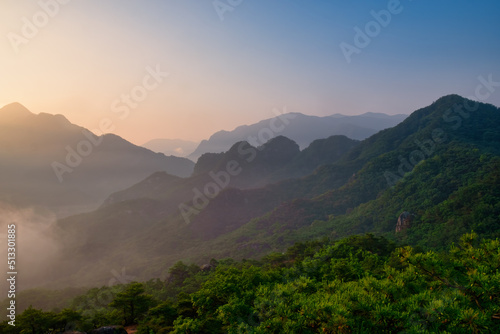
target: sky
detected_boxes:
[1,0,499,145]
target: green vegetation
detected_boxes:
[44,95,500,292]
[2,233,499,333]
[2,95,499,332]
[109,282,154,325]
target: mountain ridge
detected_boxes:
[5,95,499,293]
[187,112,407,160]
[0,103,195,217]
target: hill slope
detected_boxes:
[45,135,359,288]
[191,95,500,260]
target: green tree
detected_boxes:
[109,282,154,325]
[0,320,20,334]
[16,306,51,334]
[137,301,178,334]
[53,308,82,332]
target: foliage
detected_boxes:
[109,282,154,326]
[1,233,498,333]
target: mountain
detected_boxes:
[92,135,359,244]
[142,138,199,158]
[40,135,358,288]
[192,94,500,259]
[20,95,500,291]
[187,112,407,160]
[0,103,195,217]
[104,135,358,207]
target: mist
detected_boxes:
[0,202,61,293]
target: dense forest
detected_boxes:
[1,233,499,333]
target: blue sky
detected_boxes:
[1,0,499,144]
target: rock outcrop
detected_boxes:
[396,211,413,233]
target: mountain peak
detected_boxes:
[432,94,466,105]
[0,102,34,121]
[259,135,299,151]
[257,136,300,166]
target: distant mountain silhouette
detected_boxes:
[47,134,358,288]
[187,112,407,160]
[103,135,357,208]
[142,138,199,158]
[0,103,194,217]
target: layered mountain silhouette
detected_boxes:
[187,112,407,160]
[12,95,500,292]
[142,138,199,158]
[46,134,359,288]
[193,94,500,259]
[0,103,194,217]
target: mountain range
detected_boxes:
[27,94,499,291]
[0,103,194,218]
[187,112,407,160]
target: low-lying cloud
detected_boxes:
[0,202,60,293]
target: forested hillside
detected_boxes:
[2,233,499,333]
